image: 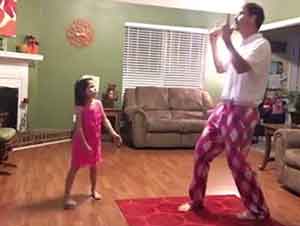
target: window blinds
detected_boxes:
[122,24,208,92]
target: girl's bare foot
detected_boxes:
[64,197,77,209]
[91,191,102,200]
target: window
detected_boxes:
[122,23,208,92]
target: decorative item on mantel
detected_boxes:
[102,83,118,108]
[15,35,40,68]
[16,34,39,54]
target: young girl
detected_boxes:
[64,78,122,209]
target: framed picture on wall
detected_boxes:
[0,0,17,37]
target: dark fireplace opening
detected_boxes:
[0,87,18,129]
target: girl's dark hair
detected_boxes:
[74,78,92,106]
[244,3,265,30]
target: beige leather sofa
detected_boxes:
[274,128,300,194]
[122,86,214,148]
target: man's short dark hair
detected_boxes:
[244,3,265,30]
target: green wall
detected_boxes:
[252,0,300,23]
[10,0,225,129]
[9,0,300,129]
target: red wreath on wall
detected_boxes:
[65,18,95,48]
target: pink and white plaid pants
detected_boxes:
[189,102,269,218]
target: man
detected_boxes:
[178,3,271,220]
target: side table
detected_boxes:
[104,108,121,137]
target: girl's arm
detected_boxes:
[98,101,122,146]
[74,106,92,151]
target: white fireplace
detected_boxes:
[0,51,43,131]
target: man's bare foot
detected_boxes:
[64,197,77,209]
[178,202,192,212]
[236,211,266,220]
[91,191,102,200]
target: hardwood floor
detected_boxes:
[1,142,300,226]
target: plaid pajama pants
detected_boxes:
[189,102,269,218]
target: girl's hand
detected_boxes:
[85,144,93,152]
[112,133,122,147]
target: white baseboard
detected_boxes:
[12,139,71,151]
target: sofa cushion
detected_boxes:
[136,87,169,110]
[168,88,203,110]
[146,117,206,133]
[181,119,207,133]
[145,110,172,120]
[285,149,300,170]
[147,119,182,132]
[146,133,181,147]
[171,110,206,120]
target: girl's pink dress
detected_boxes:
[71,100,103,168]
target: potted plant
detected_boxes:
[288,91,300,124]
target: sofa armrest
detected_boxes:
[124,106,138,121]
[123,105,148,147]
[130,108,148,148]
[124,107,147,120]
[274,129,300,178]
[132,108,147,120]
[274,128,300,148]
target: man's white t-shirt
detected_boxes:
[221,33,271,106]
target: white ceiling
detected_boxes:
[116,0,246,14]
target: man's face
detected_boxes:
[235,7,255,32]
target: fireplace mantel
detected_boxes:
[0,51,44,131]
[0,51,44,63]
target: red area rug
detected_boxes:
[116,195,285,226]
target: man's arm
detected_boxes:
[221,18,251,74]
[224,38,251,74]
[209,28,226,74]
